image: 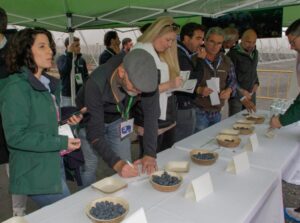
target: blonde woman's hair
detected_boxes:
[137,16,180,80]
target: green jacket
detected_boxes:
[279,93,300,126]
[0,67,68,195]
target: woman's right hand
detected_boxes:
[171,76,183,89]
[120,164,139,178]
[67,138,81,151]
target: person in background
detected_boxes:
[223,27,239,52]
[121,38,133,53]
[193,27,236,132]
[56,37,89,107]
[133,16,183,154]
[140,23,152,34]
[175,22,206,141]
[0,6,29,217]
[227,29,258,116]
[269,18,300,223]
[0,27,81,208]
[99,31,120,65]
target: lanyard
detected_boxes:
[205,56,222,77]
[116,96,134,120]
[178,44,193,60]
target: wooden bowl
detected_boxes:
[233,123,254,135]
[150,171,182,192]
[216,134,241,148]
[86,197,129,223]
[190,149,218,165]
[246,115,265,124]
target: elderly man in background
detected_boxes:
[193,27,236,132]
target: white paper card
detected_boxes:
[123,208,148,223]
[249,133,259,152]
[75,73,83,85]
[2,216,28,223]
[120,118,134,139]
[211,77,220,92]
[184,172,213,202]
[206,79,220,105]
[175,79,197,93]
[58,124,74,138]
[226,151,250,174]
[180,70,190,81]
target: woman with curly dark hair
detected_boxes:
[0,27,81,208]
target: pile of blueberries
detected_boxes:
[90,201,126,220]
[152,171,181,186]
[193,152,215,160]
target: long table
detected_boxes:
[23,110,299,223]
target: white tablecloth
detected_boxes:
[24,110,298,223]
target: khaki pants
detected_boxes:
[6,164,27,216]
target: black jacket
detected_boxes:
[176,42,201,109]
[227,45,259,97]
[80,54,160,168]
[98,47,117,65]
[56,52,89,97]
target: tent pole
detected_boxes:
[66,13,76,106]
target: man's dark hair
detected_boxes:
[6,27,56,74]
[122,38,132,48]
[104,31,118,47]
[180,22,206,42]
[140,23,151,34]
[0,7,8,34]
[64,36,79,48]
[286,19,300,36]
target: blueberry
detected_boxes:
[152,171,181,186]
[193,152,215,160]
[90,201,126,219]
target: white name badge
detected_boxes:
[120,118,134,139]
[75,73,83,85]
[58,124,74,138]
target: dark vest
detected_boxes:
[195,54,231,112]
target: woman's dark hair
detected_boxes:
[0,7,7,34]
[6,27,56,74]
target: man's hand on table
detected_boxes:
[134,155,157,175]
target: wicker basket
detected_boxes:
[85,197,129,223]
[190,149,218,165]
[246,115,265,124]
[216,134,241,148]
[150,171,182,192]
[233,124,254,135]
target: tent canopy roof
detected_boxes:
[2,0,300,32]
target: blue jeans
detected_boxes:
[79,118,131,187]
[195,108,221,132]
[175,108,196,142]
[29,159,70,207]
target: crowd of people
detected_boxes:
[1,6,300,221]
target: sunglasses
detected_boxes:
[163,23,180,31]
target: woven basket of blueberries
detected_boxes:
[150,170,182,192]
[85,197,129,223]
[190,149,218,165]
[216,134,241,148]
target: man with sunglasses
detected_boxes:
[193,27,236,132]
[269,18,300,222]
[76,49,159,185]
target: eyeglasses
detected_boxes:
[289,35,300,47]
[163,23,180,32]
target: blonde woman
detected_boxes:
[133,16,183,156]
